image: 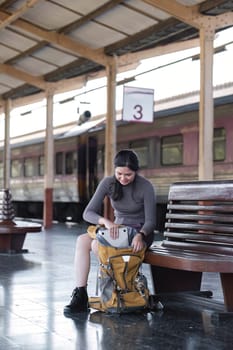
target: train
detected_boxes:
[0,83,233,231]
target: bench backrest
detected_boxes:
[163,180,233,255]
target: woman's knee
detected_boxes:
[76,233,92,250]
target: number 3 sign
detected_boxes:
[122,86,154,123]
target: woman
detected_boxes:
[64,149,156,315]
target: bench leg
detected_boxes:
[220,273,233,312]
[0,233,26,253]
[150,266,202,293]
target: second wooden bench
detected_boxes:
[144,180,233,312]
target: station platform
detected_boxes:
[0,222,233,350]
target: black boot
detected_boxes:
[64,287,89,316]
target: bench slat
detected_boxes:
[162,240,233,255]
[166,213,233,223]
[145,244,233,271]
[165,222,233,234]
[168,180,233,201]
[167,204,233,212]
[164,231,233,244]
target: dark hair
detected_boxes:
[111,149,139,201]
[114,149,139,171]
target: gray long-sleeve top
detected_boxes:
[83,174,156,236]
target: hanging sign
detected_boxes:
[122,86,154,123]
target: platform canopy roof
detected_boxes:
[0,0,233,107]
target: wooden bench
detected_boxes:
[144,180,233,312]
[0,220,42,253]
[0,188,41,253]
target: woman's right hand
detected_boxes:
[108,225,120,239]
[98,217,119,239]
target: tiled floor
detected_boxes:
[0,222,233,350]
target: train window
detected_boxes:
[56,152,63,175]
[129,141,149,168]
[11,159,22,177]
[65,152,75,174]
[24,157,37,177]
[161,134,183,165]
[39,156,44,176]
[214,128,225,161]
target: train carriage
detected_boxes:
[0,87,232,231]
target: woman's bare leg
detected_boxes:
[64,232,98,314]
[74,233,93,287]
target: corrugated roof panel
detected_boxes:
[0,44,18,62]
[33,47,78,67]
[96,4,157,35]
[7,26,43,43]
[0,28,36,51]
[69,22,126,49]
[52,0,109,14]
[0,85,10,94]
[127,0,170,20]
[177,0,204,5]
[14,57,57,75]
[20,1,80,30]
[0,74,23,88]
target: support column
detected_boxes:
[3,99,11,189]
[198,28,215,180]
[104,61,117,220]
[104,61,117,176]
[43,90,54,228]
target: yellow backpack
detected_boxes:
[89,243,151,313]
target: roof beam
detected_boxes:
[105,17,194,55]
[0,10,109,67]
[195,11,233,30]
[60,0,123,34]
[142,0,233,31]
[117,37,200,66]
[0,58,138,112]
[142,0,200,28]
[0,63,48,90]
[0,0,41,30]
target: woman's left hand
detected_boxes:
[131,233,145,252]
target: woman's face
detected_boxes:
[115,166,136,186]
